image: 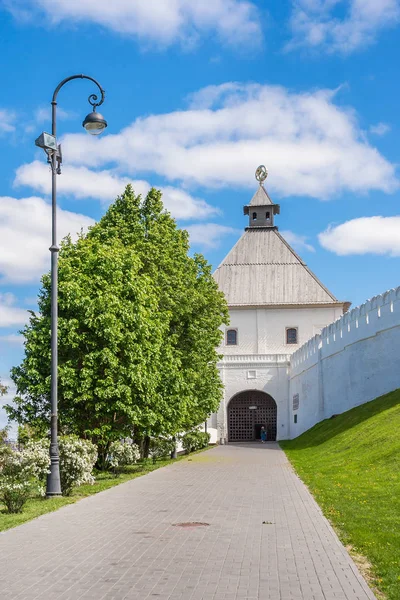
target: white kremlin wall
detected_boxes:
[288,287,400,439]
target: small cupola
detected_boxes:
[243,165,280,229]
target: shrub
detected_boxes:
[0,444,49,513]
[106,441,140,473]
[0,436,98,509]
[58,436,98,496]
[23,440,52,482]
[149,437,176,463]
[0,479,39,513]
[182,431,210,454]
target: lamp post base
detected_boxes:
[46,441,62,497]
[46,467,62,497]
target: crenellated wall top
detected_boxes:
[290,286,400,369]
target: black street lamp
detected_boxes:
[35,74,107,497]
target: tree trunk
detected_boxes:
[96,441,110,471]
[143,435,151,459]
[170,437,177,459]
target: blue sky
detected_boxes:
[1,0,400,426]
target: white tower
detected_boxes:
[212,167,347,442]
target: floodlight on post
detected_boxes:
[35,74,107,498]
[35,132,57,153]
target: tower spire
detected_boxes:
[243,166,280,229]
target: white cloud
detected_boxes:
[280,230,315,253]
[14,161,218,219]
[5,0,262,49]
[0,196,95,283]
[185,223,240,249]
[57,82,398,199]
[15,161,135,201]
[287,0,400,54]
[0,294,28,328]
[160,187,219,220]
[0,108,16,134]
[369,122,391,136]
[318,216,400,256]
[0,334,24,346]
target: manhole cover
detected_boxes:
[173,522,210,528]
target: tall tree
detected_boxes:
[7,186,228,460]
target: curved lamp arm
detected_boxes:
[51,74,105,136]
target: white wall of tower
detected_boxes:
[216,304,342,440]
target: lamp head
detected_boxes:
[82,109,107,135]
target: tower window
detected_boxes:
[252,212,257,220]
[266,211,270,220]
[226,329,238,345]
[286,328,298,345]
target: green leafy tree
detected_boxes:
[7,186,228,463]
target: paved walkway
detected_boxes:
[0,444,376,600]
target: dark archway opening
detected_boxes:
[228,390,277,442]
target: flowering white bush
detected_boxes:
[107,441,140,472]
[22,440,52,482]
[0,479,42,514]
[0,436,98,509]
[58,436,98,496]
[0,444,49,513]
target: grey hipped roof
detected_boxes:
[249,185,273,206]
[214,228,341,307]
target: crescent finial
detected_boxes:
[255,165,268,184]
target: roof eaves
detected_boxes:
[227,301,346,309]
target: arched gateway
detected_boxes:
[228,391,277,442]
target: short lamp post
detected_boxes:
[35,75,107,497]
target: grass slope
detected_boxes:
[281,389,400,600]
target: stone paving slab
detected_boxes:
[0,443,376,600]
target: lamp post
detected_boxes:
[35,75,107,497]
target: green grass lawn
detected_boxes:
[0,451,207,533]
[281,388,400,600]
